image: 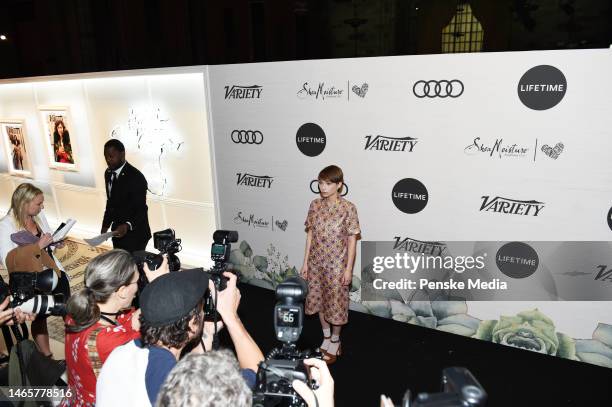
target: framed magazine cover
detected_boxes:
[0,119,34,177]
[39,106,79,171]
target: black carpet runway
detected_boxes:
[229,283,612,407]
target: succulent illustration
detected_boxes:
[574,323,612,368]
[473,309,576,359]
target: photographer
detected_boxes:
[60,249,168,407]
[96,271,264,406]
[292,358,335,407]
[155,353,336,407]
[156,350,252,407]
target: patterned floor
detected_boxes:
[0,239,107,343]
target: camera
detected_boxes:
[203,230,239,322]
[0,270,65,316]
[396,367,487,407]
[134,229,182,289]
[253,276,319,407]
[208,230,239,291]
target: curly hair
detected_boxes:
[156,350,252,407]
[140,301,204,348]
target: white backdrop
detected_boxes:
[207,49,612,367]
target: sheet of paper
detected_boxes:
[53,218,77,242]
[84,231,115,247]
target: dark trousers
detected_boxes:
[112,236,150,253]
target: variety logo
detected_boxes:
[352,83,368,98]
[310,180,349,196]
[224,85,263,99]
[540,142,564,159]
[392,236,447,256]
[236,173,274,188]
[496,242,539,279]
[518,65,566,110]
[464,137,529,159]
[233,211,288,231]
[297,82,343,100]
[364,135,418,152]
[480,196,544,217]
[391,178,428,214]
[296,123,326,157]
[413,80,464,98]
[231,130,263,144]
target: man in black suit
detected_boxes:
[101,139,152,252]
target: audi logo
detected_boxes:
[310,180,349,197]
[413,80,464,98]
[231,130,263,144]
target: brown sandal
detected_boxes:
[323,338,341,365]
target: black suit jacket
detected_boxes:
[102,162,152,252]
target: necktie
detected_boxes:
[109,171,116,195]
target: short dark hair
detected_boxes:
[318,165,344,184]
[140,301,203,349]
[104,139,125,152]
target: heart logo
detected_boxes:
[541,142,564,159]
[275,220,288,231]
[351,83,368,98]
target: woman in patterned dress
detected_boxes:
[300,165,360,364]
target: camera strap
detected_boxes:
[99,314,119,326]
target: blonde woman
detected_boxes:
[0,183,71,357]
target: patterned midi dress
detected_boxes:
[304,196,360,325]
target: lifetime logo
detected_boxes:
[231,130,263,144]
[224,85,263,99]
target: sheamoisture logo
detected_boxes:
[464,137,529,158]
[480,196,544,217]
[297,82,343,100]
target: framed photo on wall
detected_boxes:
[39,106,78,171]
[0,119,33,177]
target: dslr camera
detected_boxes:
[207,230,239,291]
[0,270,65,316]
[253,276,319,407]
[204,230,239,320]
[134,229,182,288]
[396,367,486,407]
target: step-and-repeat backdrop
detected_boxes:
[207,49,612,368]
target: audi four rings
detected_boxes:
[412,80,464,98]
[310,180,349,196]
[231,130,263,144]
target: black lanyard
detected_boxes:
[99,314,119,326]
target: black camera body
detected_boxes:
[134,229,182,290]
[400,367,487,407]
[207,230,239,291]
[253,276,319,407]
[0,270,65,316]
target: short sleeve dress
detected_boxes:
[304,197,360,325]
[61,309,141,407]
